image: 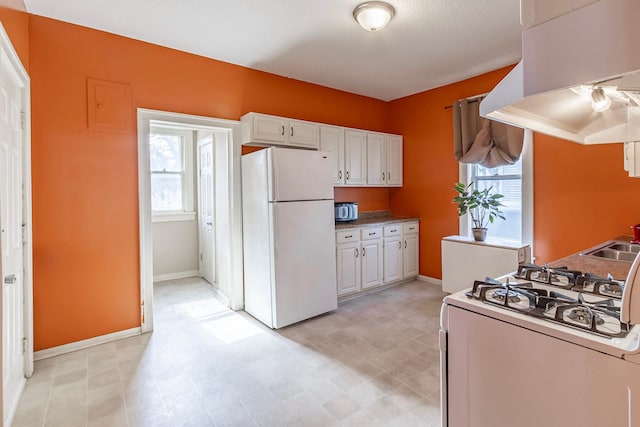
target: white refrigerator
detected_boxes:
[241,147,337,328]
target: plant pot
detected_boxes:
[472,228,487,242]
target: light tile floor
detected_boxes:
[12,278,446,427]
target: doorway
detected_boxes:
[0,23,33,426]
[137,109,244,333]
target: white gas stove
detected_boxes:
[440,255,640,427]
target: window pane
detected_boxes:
[151,173,183,211]
[475,158,522,177]
[150,133,183,172]
[476,179,522,242]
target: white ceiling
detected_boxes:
[23,0,523,101]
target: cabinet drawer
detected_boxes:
[336,229,359,243]
[361,227,382,240]
[403,222,419,234]
[383,225,402,237]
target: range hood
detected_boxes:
[480,0,640,145]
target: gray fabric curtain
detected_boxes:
[453,98,524,168]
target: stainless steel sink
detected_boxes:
[608,243,640,253]
[581,240,640,262]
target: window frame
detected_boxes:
[458,129,534,252]
[150,125,195,222]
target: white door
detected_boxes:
[383,237,403,283]
[366,132,386,185]
[198,137,215,285]
[271,199,337,327]
[269,148,333,201]
[344,130,367,185]
[387,135,403,186]
[319,125,345,185]
[403,234,419,278]
[0,44,25,423]
[288,119,318,148]
[361,239,383,289]
[337,242,360,296]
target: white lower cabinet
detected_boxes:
[336,241,360,296]
[403,222,419,278]
[361,227,383,289]
[383,236,403,284]
[337,221,419,298]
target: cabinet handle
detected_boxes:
[390,229,397,233]
[388,172,390,180]
[339,170,342,180]
[382,172,385,180]
[355,248,359,258]
[398,241,401,250]
[405,240,407,249]
[346,171,350,180]
[345,234,352,239]
[362,247,366,257]
[368,232,375,236]
[281,125,285,136]
[291,127,294,137]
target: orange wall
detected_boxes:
[389,67,640,279]
[533,134,640,264]
[387,67,513,278]
[0,0,29,70]
[29,16,389,350]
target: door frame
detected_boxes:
[137,109,243,333]
[0,21,34,423]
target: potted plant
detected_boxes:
[453,182,505,241]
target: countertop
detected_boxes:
[548,235,634,280]
[334,210,419,230]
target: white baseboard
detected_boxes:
[153,270,199,282]
[417,275,442,286]
[34,327,142,361]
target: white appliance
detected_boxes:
[481,0,640,147]
[440,258,640,426]
[241,147,337,328]
[441,235,531,293]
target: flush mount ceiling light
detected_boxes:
[591,87,612,112]
[353,1,395,32]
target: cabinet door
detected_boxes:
[403,234,419,278]
[337,242,361,296]
[289,119,319,148]
[252,114,287,144]
[320,125,345,185]
[383,237,403,284]
[361,239,383,289]
[387,135,403,186]
[366,132,386,185]
[344,130,367,185]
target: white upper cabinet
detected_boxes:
[319,125,345,185]
[241,113,319,149]
[243,112,403,187]
[344,130,367,186]
[289,119,318,148]
[251,114,287,144]
[387,135,403,186]
[366,132,386,185]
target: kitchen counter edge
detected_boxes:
[335,216,419,229]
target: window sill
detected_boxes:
[152,211,196,223]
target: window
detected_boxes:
[460,130,533,246]
[150,126,194,220]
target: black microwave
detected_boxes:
[335,202,358,222]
